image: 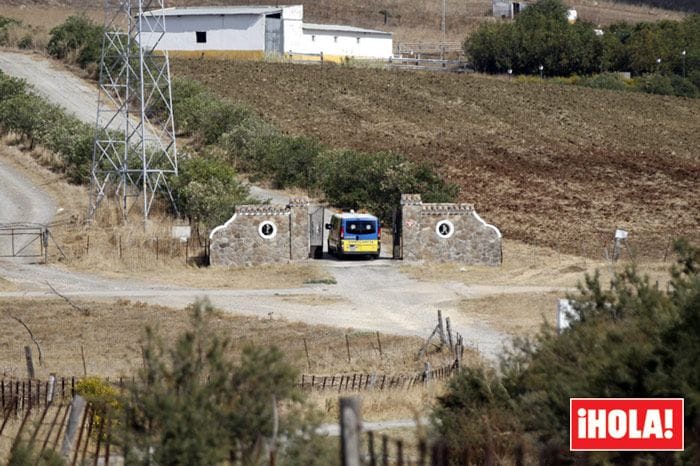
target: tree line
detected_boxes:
[466,0,700,97]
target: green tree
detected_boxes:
[173,155,252,227]
[120,299,333,466]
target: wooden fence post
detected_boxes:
[25,346,35,379]
[437,310,446,346]
[445,317,454,352]
[367,431,377,466]
[339,396,362,466]
[345,334,352,363]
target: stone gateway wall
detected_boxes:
[209,198,310,267]
[400,194,502,265]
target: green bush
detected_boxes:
[263,135,323,189]
[47,15,104,68]
[0,71,95,183]
[316,150,458,221]
[579,72,628,91]
[164,77,458,223]
[121,299,334,465]
[172,155,252,227]
[0,16,19,46]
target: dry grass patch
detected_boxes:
[0,298,458,379]
[403,240,675,289]
[458,291,561,336]
[0,277,15,291]
[309,382,447,423]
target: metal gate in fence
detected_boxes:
[308,206,326,259]
[392,208,402,259]
[0,223,49,262]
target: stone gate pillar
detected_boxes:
[400,194,423,261]
[288,197,310,260]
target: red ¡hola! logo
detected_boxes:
[570,398,684,451]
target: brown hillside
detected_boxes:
[0,0,685,44]
[170,59,700,258]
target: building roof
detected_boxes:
[153,6,283,17]
[332,212,379,220]
[302,23,392,36]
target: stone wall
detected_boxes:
[400,194,502,265]
[209,198,310,267]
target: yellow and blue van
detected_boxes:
[325,212,381,259]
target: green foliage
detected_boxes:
[47,15,104,68]
[169,77,457,224]
[434,240,700,462]
[316,150,458,221]
[467,0,604,76]
[0,71,95,184]
[0,16,20,46]
[465,1,700,98]
[120,299,333,465]
[6,442,65,466]
[17,34,33,49]
[579,72,629,91]
[433,366,520,462]
[172,155,252,227]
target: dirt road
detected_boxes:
[0,50,561,362]
[0,157,56,260]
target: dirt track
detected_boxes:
[0,50,571,362]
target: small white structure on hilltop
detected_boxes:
[138,5,393,61]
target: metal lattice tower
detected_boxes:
[89,0,178,222]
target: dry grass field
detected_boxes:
[0,298,459,379]
[170,59,700,259]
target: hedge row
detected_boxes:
[170,77,458,222]
[0,70,94,184]
[466,0,700,98]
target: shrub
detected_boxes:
[263,135,323,189]
[17,34,32,49]
[0,16,19,46]
[172,155,252,227]
[579,72,628,91]
[120,299,332,465]
[47,15,104,68]
[316,150,458,221]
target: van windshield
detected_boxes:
[345,220,376,235]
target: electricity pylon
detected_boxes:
[89,0,178,222]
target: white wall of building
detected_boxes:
[139,5,392,59]
[141,14,265,51]
[297,30,392,59]
[281,5,304,53]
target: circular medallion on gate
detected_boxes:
[435,220,455,239]
[258,221,277,239]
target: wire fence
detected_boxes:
[300,361,458,392]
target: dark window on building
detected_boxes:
[513,3,521,15]
[196,31,207,43]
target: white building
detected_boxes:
[139,5,393,61]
